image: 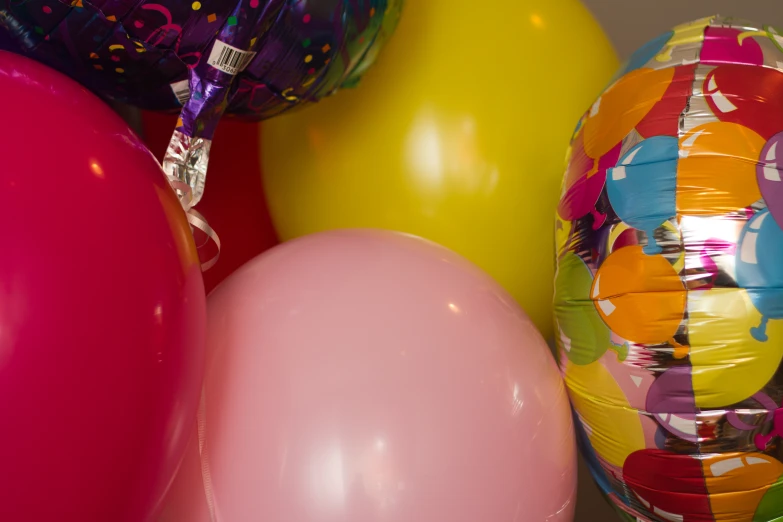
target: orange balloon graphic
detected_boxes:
[701,452,783,521]
[582,67,675,160]
[677,122,766,215]
[591,246,686,347]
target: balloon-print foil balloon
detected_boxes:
[554,15,783,522]
[0,0,402,206]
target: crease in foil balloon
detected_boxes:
[555,14,783,522]
[0,0,403,208]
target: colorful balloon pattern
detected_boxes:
[555,15,783,522]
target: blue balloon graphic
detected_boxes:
[736,209,783,341]
[609,30,674,84]
[606,136,678,255]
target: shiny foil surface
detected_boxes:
[0,0,402,205]
[555,15,783,522]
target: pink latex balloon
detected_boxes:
[160,229,576,522]
[0,51,206,521]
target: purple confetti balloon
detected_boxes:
[0,0,403,204]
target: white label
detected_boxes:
[170,79,191,105]
[207,40,256,75]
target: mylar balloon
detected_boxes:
[0,0,402,205]
[554,15,783,522]
[260,0,618,339]
[159,229,577,522]
[0,51,206,521]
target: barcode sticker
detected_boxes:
[170,79,191,105]
[207,40,256,75]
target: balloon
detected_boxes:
[703,65,783,141]
[0,51,206,521]
[635,64,696,139]
[591,245,686,347]
[160,229,577,521]
[260,0,619,338]
[623,449,713,520]
[565,360,645,469]
[703,452,783,521]
[555,15,783,521]
[688,287,783,408]
[606,137,679,254]
[0,0,400,121]
[557,132,621,228]
[677,121,765,215]
[701,27,764,66]
[645,366,698,443]
[623,450,783,522]
[736,209,783,341]
[1,0,402,208]
[553,253,627,364]
[582,67,674,160]
[755,474,783,522]
[758,131,783,228]
[140,111,279,292]
[617,30,674,77]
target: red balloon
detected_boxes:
[636,64,696,139]
[623,449,712,521]
[703,64,783,141]
[141,113,279,292]
[0,51,206,521]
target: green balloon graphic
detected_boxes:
[554,253,628,365]
[755,473,783,522]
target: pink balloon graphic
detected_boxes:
[0,51,206,521]
[558,133,622,228]
[160,229,577,522]
[701,27,764,66]
[758,131,783,229]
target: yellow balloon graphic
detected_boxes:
[565,360,645,468]
[689,288,783,408]
[261,0,619,338]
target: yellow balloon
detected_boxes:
[689,288,783,408]
[565,360,645,469]
[261,0,618,338]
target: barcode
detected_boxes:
[207,40,256,75]
[170,79,191,105]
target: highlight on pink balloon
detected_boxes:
[758,131,783,229]
[704,65,783,141]
[159,229,577,522]
[558,137,622,228]
[700,27,764,66]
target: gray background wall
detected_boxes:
[572,1,782,520]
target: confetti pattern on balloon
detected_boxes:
[554,15,783,522]
[0,0,403,205]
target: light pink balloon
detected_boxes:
[160,229,576,522]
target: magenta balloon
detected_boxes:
[160,229,576,522]
[0,51,206,521]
